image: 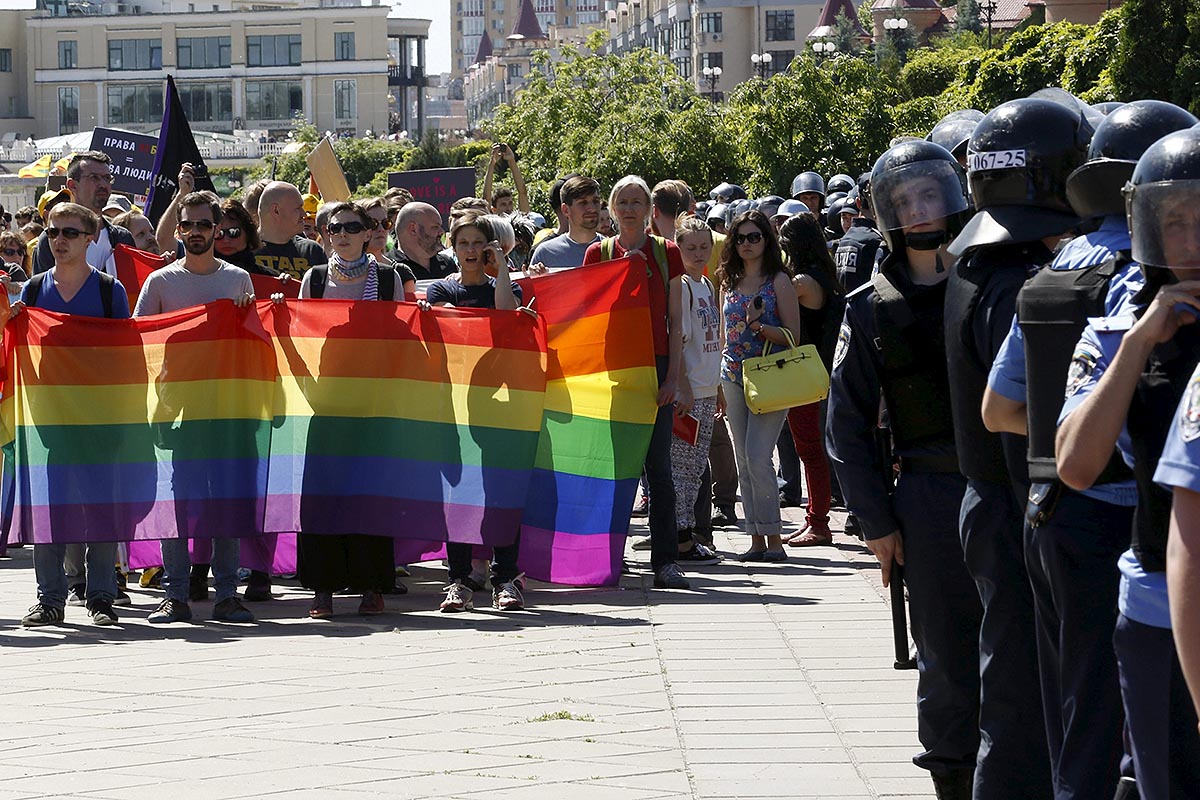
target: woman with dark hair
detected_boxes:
[777,213,845,546]
[0,230,32,282]
[717,210,803,561]
[359,196,417,298]
[214,200,273,274]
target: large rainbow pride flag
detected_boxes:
[515,258,658,585]
[259,299,547,546]
[1,301,277,544]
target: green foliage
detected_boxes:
[955,0,981,34]
[1175,2,1200,115]
[1111,0,1191,109]
[1061,8,1122,96]
[831,10,866,56]
[961,22,1091,109]
[891,95,948,138]
[900,46,972,99]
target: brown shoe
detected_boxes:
[357,590,385,616]
[309,592,333,619]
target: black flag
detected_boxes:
[144,74,215,226]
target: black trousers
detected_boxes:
[297,533,393,593]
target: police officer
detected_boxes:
[834,174,886,294]
[945,97,1093,800]
[826,173,856,196]
[1059,126,1200,800]
[827,140,981,800]
[927,110,984,169]
[708,182,747,204]
[790,171,826,216]
[979,99,1196,800]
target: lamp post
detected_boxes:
[883,15,910,62]
[812,40,837,63]
[750,51,773,79]
[702,65,722,102]
[980,0,998,49]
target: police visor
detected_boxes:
[1128,180,1200,269]
[871,160,968,236]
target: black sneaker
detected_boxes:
[87,599,118,626]
[66,585,86,606]
[212,597,255,623]
[711,505,738,527]
[244,571,273,602]
[188,571,210,602]
[21,603,65,627]
[677,543,721,565]
[147,598,193,624]
[653,564,690,590]
[113,587,132,607]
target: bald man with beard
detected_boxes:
[387,202,456,281]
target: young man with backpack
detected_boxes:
[19,202,131,628]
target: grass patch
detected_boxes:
[527,710,595,723]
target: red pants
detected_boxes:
[786,403,832,530]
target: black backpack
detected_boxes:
[25,270,117,318]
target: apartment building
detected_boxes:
[0,0,430,140]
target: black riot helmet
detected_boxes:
[1092,101,1126,116]
[790,171,826,201]
[927,110,984,162]
[870,139,970,252]
[728,198,753,225]
[1066,100,1198,220]
[1126,127,1200,274]
[827,173,856,195]
[856,172,874,218]
[824,191,848,211]
[948,98,1091,256]
[825,197,847,231]
[709,182,747,202]
[756,195,785,219]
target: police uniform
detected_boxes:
[834,218,885,294]
[1062,298,1200,800]
[945,240,1054,799]
[987,216,1140,799]
[828,255,982,786]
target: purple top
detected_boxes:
[721,276,781,385]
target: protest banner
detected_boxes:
[387,167,476,226]
[90,127,158,197]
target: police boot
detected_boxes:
[1113,777,1139,800]
[930,769,974,800]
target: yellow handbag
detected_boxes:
[742,326,830,414]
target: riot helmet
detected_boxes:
[870,139,970,252]
[695,200,712,220]
[825,191,848,209]
[827,173,856,195]
[927,110,984,163]
[709,182,747,202]
[825,197,847,232]
[856,172,874,218]
[1029,87,1104,139]
[706,203,729,232]
[1092,101,1126,116]
[1126,127,1200,273]
[756,195,785,219]
[728,199,754,225]
[772,198,810,222]
[1066,100,1198,220]
[948,98,1091,255]
[790,171,826,203]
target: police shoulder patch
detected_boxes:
[1064,340,1102,399]
[1180,368,1200,443]
[833,321,852,370]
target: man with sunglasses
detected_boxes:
[33,151,136,275]
[134,191,258,625]
[19,202,131,628]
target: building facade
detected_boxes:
[0,0,430,140]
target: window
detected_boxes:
[534,0,553,10]
[464,17,484,35]
[177,36,231,69]
[700,51,722,71]
[247,34,302,67]
[58,86,79,134]
[178,82,233,122]
[507,63,521,81]
[698,12,721,34]
[334,32,355,61]
[675,19,691,50]
[58,40,77,69]
[0,49,11,73]
[536,12,554,30]
[334,79,356,119]
[767,50,794,76]
[674,55,691,79]
[107,83,164,124]
[765,10,794,42]
[245,80,303,119]
[108,38,163,71]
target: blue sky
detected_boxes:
[393,0,451,75]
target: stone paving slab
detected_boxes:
[0,504,935,798]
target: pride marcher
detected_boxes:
[133,191,258,625]
[19,202,131,627]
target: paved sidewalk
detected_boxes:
[0,506,932,800]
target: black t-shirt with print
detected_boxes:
[254,236,328,280]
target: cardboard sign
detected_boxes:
[388,167,477,226]
[305,137,351,202]
[90,127,159,197]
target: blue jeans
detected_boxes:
[161,538,240,603]
[722,380,788,537]
[33,542,118,607]
[646,357,678,572]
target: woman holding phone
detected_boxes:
[717,210,802,562]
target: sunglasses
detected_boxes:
[734,231,765,246]
[1,247,21,258]
[179,219,215,233]
[46,226,88,240]
[369,217,392,231]
[215,226,243,240]
[327,221,367,235]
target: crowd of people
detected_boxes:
[3,90,1200,799]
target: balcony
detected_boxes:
[388,64,426,86]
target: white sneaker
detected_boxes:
[492,579,525,610]
[439,580,474,613]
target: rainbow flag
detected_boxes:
[515,258,658,585]
[259,300,547,546]
[114,244,300,313]
[1,302,277,544]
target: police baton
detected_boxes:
[890,558,917,670]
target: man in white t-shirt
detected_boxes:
[33,151,136,275]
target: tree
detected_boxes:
[955,0,981,34]
[1111,0,1190,108]
[831,10,866,56]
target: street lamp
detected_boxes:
[750,51,773,79]
[702,65,722,102]
[883,16,909,32]
[980,0,998,49]
[812,40,837,62]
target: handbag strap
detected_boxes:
[761,325,797,356]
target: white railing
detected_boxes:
[0,139,290,165]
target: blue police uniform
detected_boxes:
[1061,300,1200,800]
[827,257,982,785]
[986,218,1139,799]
